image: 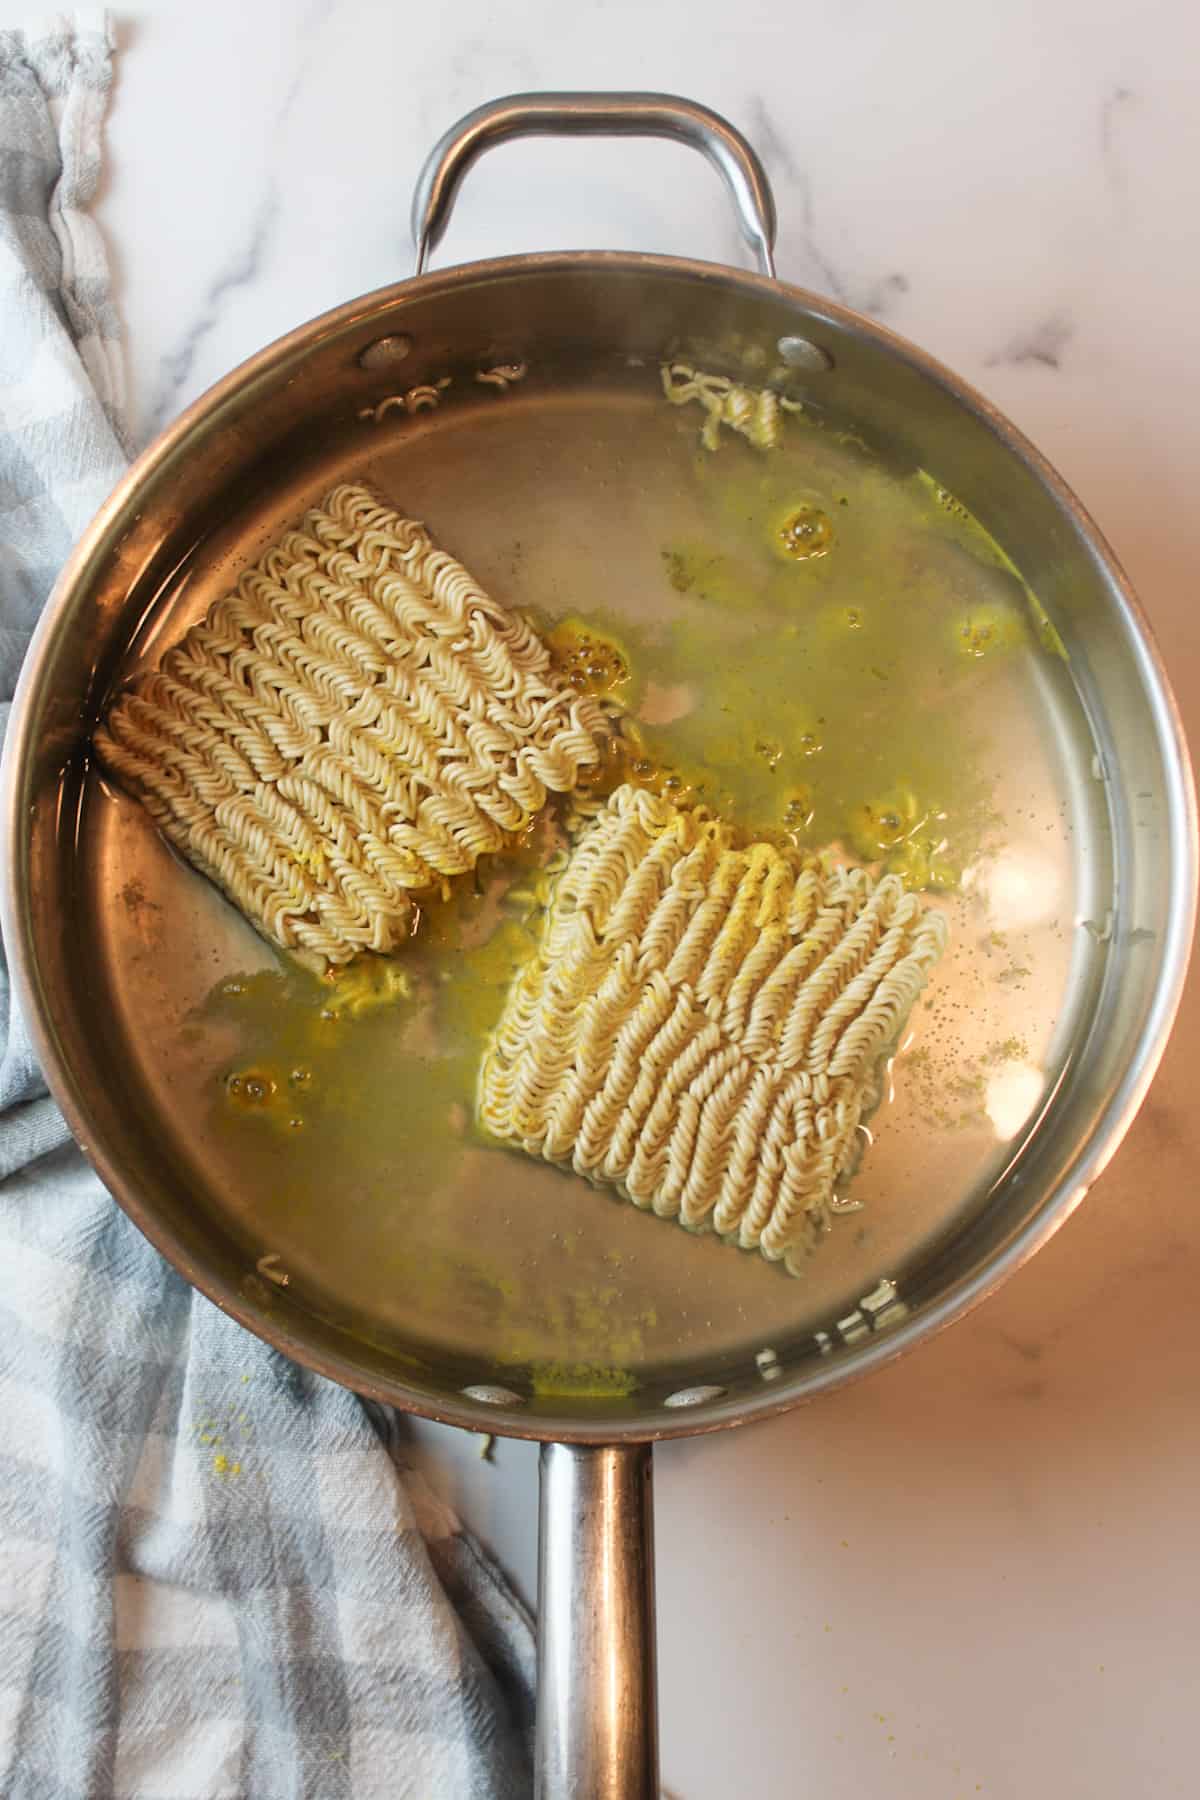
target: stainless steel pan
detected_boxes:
[2,95,1194,1798]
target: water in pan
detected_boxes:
[83,385,1103,1398]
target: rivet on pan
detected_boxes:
[462,1384,524,1407]
[755,1348,781,1382]
[777,335,834,373]
[860,1278,897,1317]
[358,334,413,371]
[860,1278,909,1330]
[663,1384,727,1409]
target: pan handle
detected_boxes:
[536,1441,658,1799]
[411,91,777,279]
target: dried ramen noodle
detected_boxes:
[479,786,947,1271]
[94,483,607,968]
[660,360,803,452]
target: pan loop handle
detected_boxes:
[411,91,778,279]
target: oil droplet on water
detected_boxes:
[952,603,1026,659]
[547,616,633,696]
[576,718,696,806]
[784,786,816,832]
[226,1068,277,1109]
[225,1059,312,1133]
[774,504,834,561]
[847,788,925,858]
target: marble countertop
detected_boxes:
[93,2,1199,1794]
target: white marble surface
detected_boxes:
[90,2,1200,1794]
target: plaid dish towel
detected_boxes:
[0,16,534,1798]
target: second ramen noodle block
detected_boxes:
[479,785,948,1271]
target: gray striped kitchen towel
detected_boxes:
[0,15,534,1797]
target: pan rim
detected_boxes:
[2,248,1195,1444]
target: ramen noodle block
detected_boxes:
[94,483,607,968]
[479,785,948,1271]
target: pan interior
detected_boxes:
[69,367,1107,1423]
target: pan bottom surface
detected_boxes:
[75,384,1105,1407]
